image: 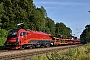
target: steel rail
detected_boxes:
[0,44,83,60]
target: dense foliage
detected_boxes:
[0,0,72,46]
[80,24,90,44]
[0,0,72,36]
[25,43,90,60]
[0,29,8,46]
[55,22,72,38]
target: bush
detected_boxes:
[0,29,9,37]
[0,37,6,46]
[61,43,90,60]
[46,51,65,60]
[0,29,9,46]
[25,43,90,60]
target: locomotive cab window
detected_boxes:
[20,32,26,36]
[8,29,19,38]
[9,29,18,36]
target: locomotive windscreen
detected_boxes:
[8,29,19,38]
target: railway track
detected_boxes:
[0,49,19,53]
[0,50,8,52]
[0,44,83,60]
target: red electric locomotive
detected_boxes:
[4,28,53,49]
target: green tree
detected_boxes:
[85,24,90,42]
[1,0,34,29]
[0,2,5,29]
[80,24,90,43]
[45,17,55,36]
[0,0,72,37]
[55,22,72,38]
[40,6,47,18]
[55,22,65,37]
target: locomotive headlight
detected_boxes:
[51,43,53,45]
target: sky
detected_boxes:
[33,0,90,38]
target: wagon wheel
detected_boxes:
[41,45,45,48]
[46,44,50,47]
[32,45,35,48]
[19,46,25,50]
